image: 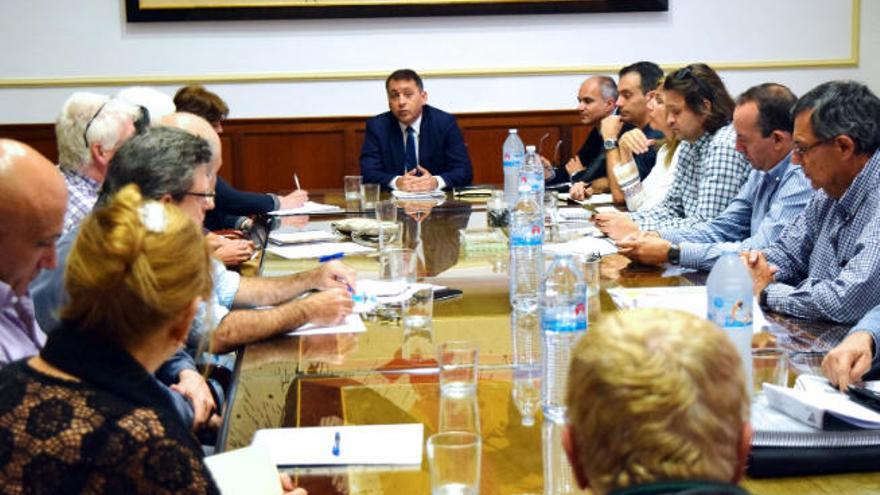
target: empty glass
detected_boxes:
[344,175,362,201]
[375,200,400,251]
[427,432,481,495]
[361,183,380,210]
[438,341,480,434]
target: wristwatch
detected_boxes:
[603,138,618,151]
[759,286,770,307]
[667,243,681,265]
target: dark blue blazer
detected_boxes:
[360,105,473,189]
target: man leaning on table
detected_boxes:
[564,309,751,495]
[617,83,812,270]
[360,68,473,192]
[743,80,880,327]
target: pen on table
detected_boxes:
[318,252,355,293]
[332,431,341,457]
[294,173,301,191]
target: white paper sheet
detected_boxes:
[204,446,282,495]
[557,207,594,221]
[544,236,618,257]
[290,313,367,336]
[266,242,374,260]
[251,424,424,466]
[269,230,339,245]
[391,190,446,200]
[269,201,344,216]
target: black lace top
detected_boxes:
[0,323,220,494]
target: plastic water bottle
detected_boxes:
[503,129,525,209]
[613,160,645,211]
[521,145,545,208]
[541,253,586,422]
[511,301,541,427]
[509,185,543,306]
[706,246,754,396]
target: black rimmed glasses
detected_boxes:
[82,102,108,148]
[183,191,216,203]
[671,67,716,103]
[792,138,835,157]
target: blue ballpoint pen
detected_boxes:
[332,431,341,456]
[318,252,345,263]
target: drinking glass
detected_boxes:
[576,252,601,322]
[361,183,380,210]
[427,432,481,495]
[753,348,789,395]
[344,175,362,201]
[486,190,509,229]
[375,200,400,251]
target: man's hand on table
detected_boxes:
[303,288,354,326]
[210,235,255,266]
[823,331,875,392]
[311,259,357,291]
[569,181,593,201]
[593,212,639,241]
[171,369,216,430]
[397,166,439,192]
[740,250,777,296]
[616,232,671,266]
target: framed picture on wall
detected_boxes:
[126,0,668,21]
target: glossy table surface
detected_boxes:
[220,191,880,494]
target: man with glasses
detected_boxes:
[360,68,473,192]
[594,63,751,240]
[55,93,140,234]
[742,81,880,333]
[616,83,812,270]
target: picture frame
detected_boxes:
[126,0,668,22]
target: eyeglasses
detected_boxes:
[792,138,834,157]
[82,102,108,148]
[671,67,715,103]
[183,191,216,203]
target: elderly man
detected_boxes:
[549,76,618,195]
[595,63,752,240]
[584,61,666,199]
[360,69,473,192]
[0,140,67,367]
[564,309,751,495]
[618,83,812,270]
[55,92,139,233]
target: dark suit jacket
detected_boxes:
[360,105,473,190]
[205,176,276,230]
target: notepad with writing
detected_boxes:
[251,423,424,466]
[269,201,344,216]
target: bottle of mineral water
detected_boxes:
[521,145,545,208]
[509,185,543,306]
[613,160,646,211]
[541,253,586,422]
[503,129,525,209]
[707,246,754,395]
[511,301,541,427]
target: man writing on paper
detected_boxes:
[744,81,880,327]
[617,83,812,270]
[564,309,751,495]
[360,69,473,192]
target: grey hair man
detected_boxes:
[55,92,139,233]
[743,81,880,329]
[0,140,67,368]
[546,75,618,190]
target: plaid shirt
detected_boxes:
[61,169,100,235]
[631,124,751,231]
[764,149,880,324]
[661,154,813,271]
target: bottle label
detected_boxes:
[504,152,524,168]
[511,222,543,246]
[707,296,753,329]
[542,302,587,332]
[520,172,544,194]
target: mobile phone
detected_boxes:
[433,288,463,302]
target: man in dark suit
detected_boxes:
[360,69,473,191]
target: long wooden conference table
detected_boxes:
[218,191,880,495]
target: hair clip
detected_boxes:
[139,202,166,233]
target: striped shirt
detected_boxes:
[631,124,751,231]
[764,149,880,324]
[61,169,100,235]
[661,154,813,270]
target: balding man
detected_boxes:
[55,93,139,233]
[0,140,67,367]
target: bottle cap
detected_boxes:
[526,145,536,152]
[509,129,518,134]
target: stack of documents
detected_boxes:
[266,241,374,260]
[251,423,424,467]
[269,201,344,216]
[268,230,339,245]
[545,236,617,257]
[391,190,446,200]
[557,192,614,205]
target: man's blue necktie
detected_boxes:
[405,126,417,172]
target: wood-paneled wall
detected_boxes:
[0,109,588,193]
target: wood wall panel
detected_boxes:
[0,109,587,193]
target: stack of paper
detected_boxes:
[266,241,374,260]
[268,230,339,245]
[557,207,594,222]
[269,201,344,216]
[251,424,424,466]
[545,236,618,257]
[392,190,446,200]
[290,313,367,336]
[764,375,880,431]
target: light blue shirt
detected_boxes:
[849,306,880,370]
[660,154,813,270]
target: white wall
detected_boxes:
[0,0,876,124]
